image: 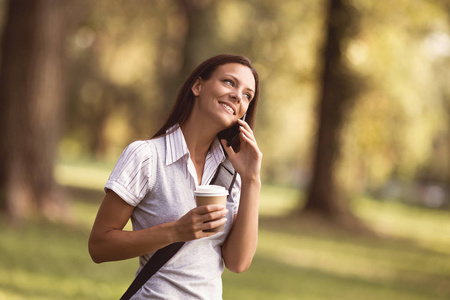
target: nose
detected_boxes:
[230,91,242,103]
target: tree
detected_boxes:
[0,0,68,222]
[156,0,220,122]
[303,0,361,221]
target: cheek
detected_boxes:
[240,103,250,117]
[206,85,228,99]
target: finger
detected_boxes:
[237,119,253,134]
[235,122,256,141]
[199,209,229,223]
[202,217,228,231]
[239,129,259,148]
[239,134,262,160]
[238,126,256,142]
[195,204,226,214]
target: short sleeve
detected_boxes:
[104,141,154,207]
[230,174,241,215]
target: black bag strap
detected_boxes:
[120,159,236,300]
[120,242,184,300]
[210,158,237,195]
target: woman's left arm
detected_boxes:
[221,119,262,273]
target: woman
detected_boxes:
[88,54,262,299]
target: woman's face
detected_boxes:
[191,63,256,128]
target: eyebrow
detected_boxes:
[227,74,255,94]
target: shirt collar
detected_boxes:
[165,125,189,166]
[165,125,226,166]
[208,136,226,166]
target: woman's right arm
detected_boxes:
[88,190,228,263]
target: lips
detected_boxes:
[219,102,236,115]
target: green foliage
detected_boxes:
[338,0,450,193]
[56,0,450,196]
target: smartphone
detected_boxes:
[218,114,246,152]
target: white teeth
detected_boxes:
[220,103,234,114]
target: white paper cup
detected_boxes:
[194,185,228,232]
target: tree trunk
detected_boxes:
[0,0,68,222]
[155,0,218,123]
[303,0,359,218]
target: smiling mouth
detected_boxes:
[219,102,235,115]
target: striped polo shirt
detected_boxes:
[104,125,241,299]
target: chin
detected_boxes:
[217,114,235,128]
[223,120,236,129]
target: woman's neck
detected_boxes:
[181,118,218,165]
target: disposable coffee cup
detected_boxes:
[194,185,229,232]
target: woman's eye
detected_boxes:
[244,93,252,101]
[224,79,234,86]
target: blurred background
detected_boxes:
[0,0,449,299]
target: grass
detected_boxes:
[0,161,449,299]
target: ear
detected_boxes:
[191,78,202,96]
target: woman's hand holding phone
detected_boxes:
[220,119,262,183]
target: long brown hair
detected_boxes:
[153,54,260,138]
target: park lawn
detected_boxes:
[0,162,449,299]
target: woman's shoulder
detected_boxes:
[121,136,166,161]
[126,136,164,150]
[124,140,151,153]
